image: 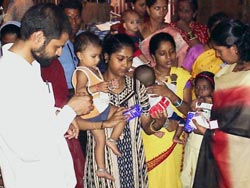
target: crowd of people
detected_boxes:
[0,0,250,188]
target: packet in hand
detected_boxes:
[123,104,142,121]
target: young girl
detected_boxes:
[72,32,126,180]
[180,71,214,188]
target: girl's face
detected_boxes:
[177,1,194,23]
[77,44,102,67]
[147,0,168,23]
[133,0,147,17]
[213,44,239,64]
[195,79,213,98]
[106,46,134,77]
[152,40,177,68]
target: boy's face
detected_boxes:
[123,14,141,34]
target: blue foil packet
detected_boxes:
[123,104,142,121]
[184,112,196,133]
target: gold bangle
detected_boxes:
[149,120,157,132]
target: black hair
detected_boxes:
[0,24,20,41]
[207,12,229,32]
[194,71,215,90]
[58,0,82,13]
[20,3,71,44]
[134,64,156,87]
[149,32,176,56]
[211,19,250,62]
[146,0,168,8]
[178,0,198,12]
[74,31,102,54]
[102,33,135,56]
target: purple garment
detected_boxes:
[182,44,205,72]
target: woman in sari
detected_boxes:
[182,12,229,79]
[143,32,192,188]
[139,0,188,67]
[193,19,250,188]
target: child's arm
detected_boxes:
[173,125,186,144]
[76,70,109,94]
[75,70,89,94]
[137,54,150,65]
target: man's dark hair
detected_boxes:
[58,0,83,13]
[20,3,71,44]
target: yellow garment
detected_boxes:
[168,67,191,117]
[192,49,223,78]
[142,67,190,188]
[142,129,183,188]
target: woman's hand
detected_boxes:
[147,83,173,98]
[192,119,207,135]
[103,107,127,128]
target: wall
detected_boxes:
[197,0,249,24]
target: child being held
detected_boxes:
[121,10,149,69]
[134,64,174,137]
[72,32,126,181]
[177,71,215,188]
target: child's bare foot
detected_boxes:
[173,135,185,144]
[106,138,122,157]
[154,131,165,138]
[96,168,115,181]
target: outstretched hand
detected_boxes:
[104,107,127,128]
[192,119,207,135]
[65,119,79,139]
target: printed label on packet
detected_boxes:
[123,104,142,121]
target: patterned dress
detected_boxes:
[84,76,150,188]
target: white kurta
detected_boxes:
[0,48,76,188]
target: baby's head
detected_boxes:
[194,71,215,98]
[134,64,156,87]
[121,9,141,34]
[74,31,102,66]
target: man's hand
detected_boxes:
[65,119,79,139]
[67,92,94,115]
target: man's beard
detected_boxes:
[31,43,57,67]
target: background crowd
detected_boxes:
[0,0,250,188]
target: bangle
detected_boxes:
[86,86,93,95]
[187,31,197,40]
[173,98,183,107]
[100,121,104,129]
[149,120,157,132]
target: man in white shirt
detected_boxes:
[0,3,93,188]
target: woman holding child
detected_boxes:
[193,19,250,188]
[78,33,166,188]
[142,32,192,188]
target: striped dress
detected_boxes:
[84,76,150,188]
